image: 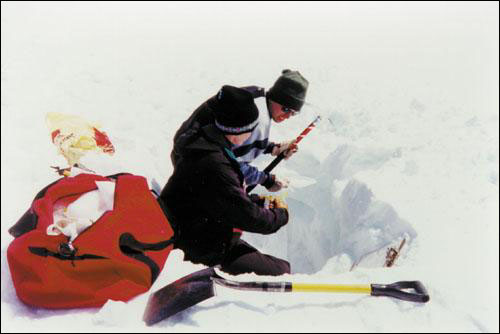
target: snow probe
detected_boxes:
[246,115,322,194]
[143,267,430,326]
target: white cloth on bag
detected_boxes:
[47,180,115,242]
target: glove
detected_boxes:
[269,196,288,210]
[265,174,290,192]
[257,195,289,210]
[271,140,298,160]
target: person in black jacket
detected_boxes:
[160,86,290,276]
[170,70,309,193]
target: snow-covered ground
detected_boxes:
[1,2,498,332]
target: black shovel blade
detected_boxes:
[143,267,217,326]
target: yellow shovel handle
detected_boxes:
[292,283,371,294]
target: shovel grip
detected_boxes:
[371,281,430,303]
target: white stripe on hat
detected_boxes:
[215,118,259,134]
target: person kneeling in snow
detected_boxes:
[160,86,290,276]
[171,69,309,192]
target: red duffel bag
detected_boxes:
[7,173,174,309]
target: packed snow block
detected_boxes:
[336,180,417,264]
[7,173,175,309]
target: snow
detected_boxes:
[1,2,498,332]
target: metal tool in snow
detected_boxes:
[143,267,430,326]
[246,115,322,194]
[385,238,407,267]
[51,163,96,177]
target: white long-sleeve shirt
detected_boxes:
[232,87,275,186]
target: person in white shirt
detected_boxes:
[170,69,309,192]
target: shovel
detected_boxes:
[143,267,430,326]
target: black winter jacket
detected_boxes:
[160,124,289,266]
[170,86,268,167]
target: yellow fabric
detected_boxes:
[46,112,113,167]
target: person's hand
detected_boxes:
[262,195,288,210]
[266,174,290,192]
[271,140,298,160]
[270,196,288,210]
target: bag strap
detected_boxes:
[119,233,176,284]
[29,246,107,261]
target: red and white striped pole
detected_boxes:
[288,115,321,150]
[234,116,321,236]
[246,115,321,193]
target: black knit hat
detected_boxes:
[214,85,259,134]
[268,69,309,111]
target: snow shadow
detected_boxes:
[244,144,417,274]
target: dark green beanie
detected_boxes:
[268,69,309,111]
